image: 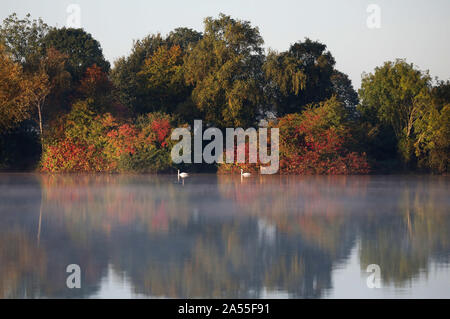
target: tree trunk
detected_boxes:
[37,103,43,151]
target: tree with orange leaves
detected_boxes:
[77,64,113,112]
[0,44,32,132]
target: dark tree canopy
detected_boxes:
[431,80,450,110]
[166,27,203,50]
[110,34,165,114]
[264,38,352,116]
[331,70,359,110]
[43,28,110,82]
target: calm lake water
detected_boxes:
[0,173,449,298]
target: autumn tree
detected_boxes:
[184,14,266,128]
[0,45,32,132]
[76,64,115,114]
[0,15,56,167]
[275,97,369,174]
[0,14,74,119]
[0,43,51,159]
[39,47,72,122]
[22,47,75,148]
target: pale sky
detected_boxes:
[2,0,449,88]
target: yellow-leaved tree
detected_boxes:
[0,44,32,132]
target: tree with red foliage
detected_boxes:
[40,99,177,173]
[77,64,116,114]
[219,97,369,175]
[41,139,108,172]
[276,97,370,174]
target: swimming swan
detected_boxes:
[241,169,251,178]
[178,170,189,179]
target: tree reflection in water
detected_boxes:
[0,174,448,298]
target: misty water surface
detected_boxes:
[0,174,449,298]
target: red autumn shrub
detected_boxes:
[116,113,175,172]
[77,64,112,99]
[217,132,266,174]
[142,113,172,147]
[277,98,370,174]
[219,97,370,175]
[106,124,138,157]
[41,100,177,173]
[41,139,108,172]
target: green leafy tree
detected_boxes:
[111,34,164,114]
[414,80,450,173]
[184,14,266,128]
[138,45,189,114]
[111,29,202,115]
[0,13,50,71]
[358,60,432,165]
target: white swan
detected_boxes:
[178,169,189,179]
[241,169,251,178]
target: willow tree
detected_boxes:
[184,14,266,128]
[264,38,343,116]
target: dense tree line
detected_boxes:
[0,13,448,173]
